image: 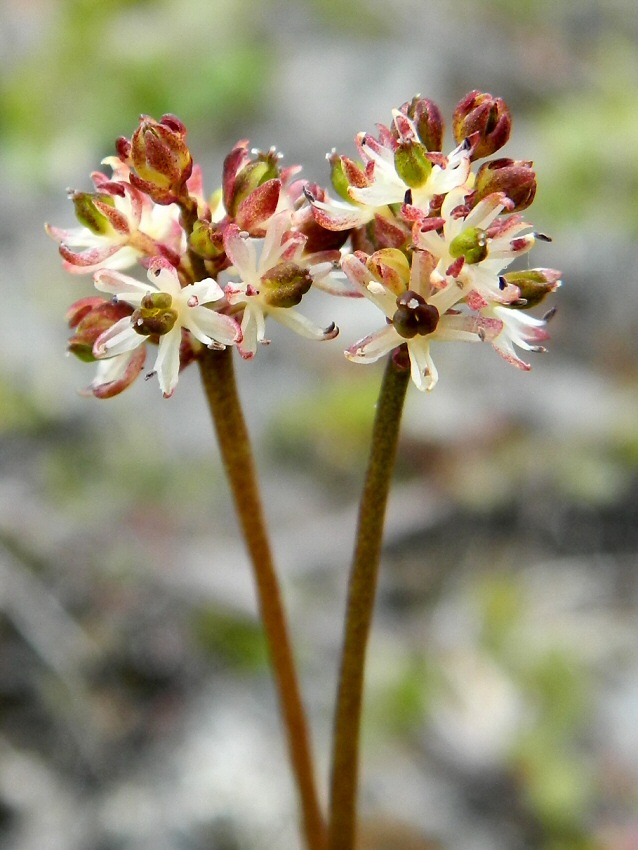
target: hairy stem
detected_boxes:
[328,356,410,850]
[199,347,326,850]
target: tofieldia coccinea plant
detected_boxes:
[46,92,561,850]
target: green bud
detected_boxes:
[189,220,224,260]
[330,155,354,203]
[448,226,488,265]
[394,140,432,189]
[132,292,178,336]
[502,269,561,309]
[260,262,313,308]
[72,192,115,235]
[228,160,279,219]
[68,341,97,362]
[366,248,410,296]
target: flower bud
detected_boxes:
[67,298,133,362]
[188,219,225,260]
[235,178,282,235]
[125,114,193,204]
[474,158,536,211]
[131,292,178,336]
[223,144,281,219]
[329,152,354,203]
[260,261,313,308]
[394,139,432,189]
[501,269,561,308]
[449,226,488,265]
[400,96,444,152]
[366,248,410,296]
[70,192,118,236]
[453,91,511,160]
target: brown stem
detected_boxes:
[198,347,326,850]
[328,355,410,850]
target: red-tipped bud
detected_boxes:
[235,178,281,235]
[501,269,561,309]
[222,143,281,219]
[366,248,410,296]
[329,152,353,202]
[401,96,444,152]
[70,192,119,236]
[125,114,193,204]
[453,91,511,160]
[474,158,536,211]
[67,298,133,362]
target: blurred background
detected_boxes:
[2,0,638,848]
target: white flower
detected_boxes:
[479,304,550,371]
[223,211,340,359]
[342,248,550,391]
[414,187,536,307]
[93,258,241,397]
[46,158,183,275]
[342,251,484,391]
[309,112,471,231]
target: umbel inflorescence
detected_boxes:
[47,92,561,397]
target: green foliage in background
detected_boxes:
[1,0,273,185]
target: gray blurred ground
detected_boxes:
[2,1,638,848]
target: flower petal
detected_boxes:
[93,316,143,358]
[88,347,146,399]
[224,224,257,279]
[408,339,437,391]
[183,307,242,347]
[270,307,338,341]
[94,270,154,302]
[345,324,400,363]
[152,328,182,397]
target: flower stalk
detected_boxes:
[198,346,326,850]
[328,354,411,850]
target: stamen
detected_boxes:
[543,306,558,322]
[535,232,552,242]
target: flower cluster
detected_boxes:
[306,91,560,390]
[47,93,560,397]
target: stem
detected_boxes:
[178,195,210,284]
[198,347,326,850]
[328,355,411,850]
